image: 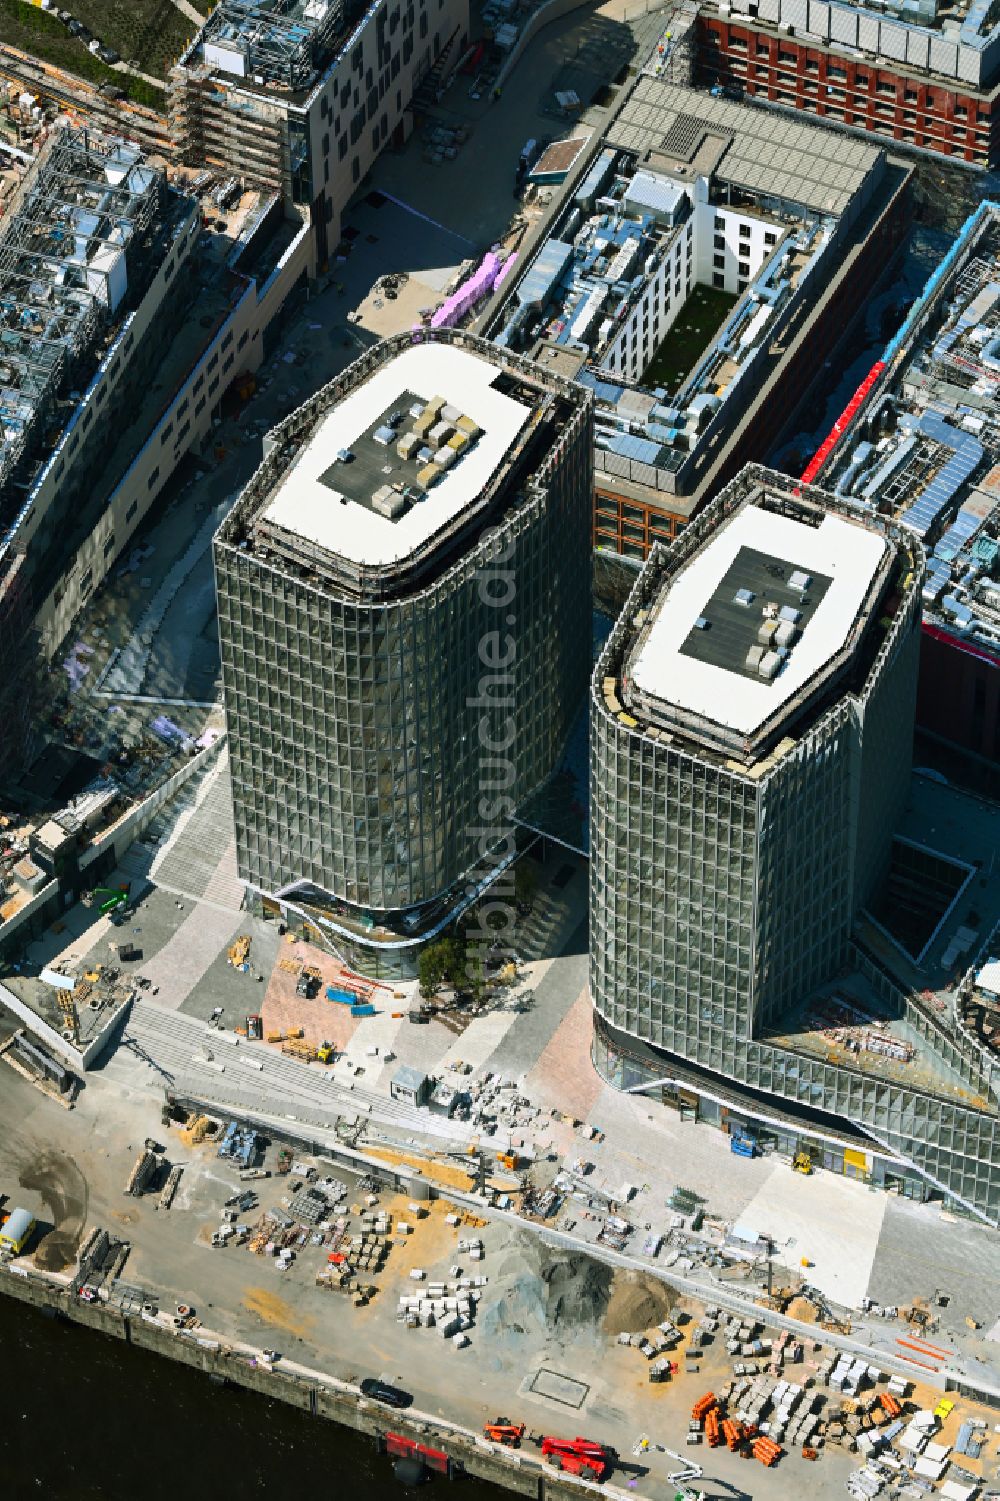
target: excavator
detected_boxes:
[483,1418,525,1447]
[540,1436,612,1480]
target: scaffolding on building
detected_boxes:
[187,0,344,92]
[0,125,165,510]
[168,66,287,190]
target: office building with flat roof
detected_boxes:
[485,76,911,564]
[214,329,592,974]
[591,464,1000,1224]
[807,199,1000,763]
[0,128,317,751]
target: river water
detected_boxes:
[0,1293,507,1501]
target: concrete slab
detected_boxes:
[146,904,247,1011]
[866,1194,1000,1338]
[438,1008,519,1076]
[739,1163,887,1308]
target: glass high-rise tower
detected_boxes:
[591,465,1000,1224]
[214,329,592,974]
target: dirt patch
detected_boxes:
[363,1144,519,1195]
[19,1149,88,1272]
[786,1295,821,1324]
[602,1270,676,1336]
[242,1287,315,1342]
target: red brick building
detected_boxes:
[697,9,1000,168]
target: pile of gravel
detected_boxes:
[479,1234,612,1343]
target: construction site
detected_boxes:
[2,1017,1000,1501]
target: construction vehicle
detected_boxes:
[483,1419,525,1447]
[663,1447,705,1501]
[730,1128,756,1158]
[792,1152,813,1174]
[316,1041,335,1064]
[540,1437,611,1480]
[84,884,129,914]
[245,1014,262,1041]
[228,934,251,968]
[496,1151,523,1171]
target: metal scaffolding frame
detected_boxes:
[0,125,165,497]
[196,0,346,90]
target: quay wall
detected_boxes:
[0,1265,612,1501]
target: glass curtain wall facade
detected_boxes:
[214,329,593,954]
[590,465,1000,1224]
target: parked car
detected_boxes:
[97,43,120,63]
[360,1379,411,1408]
[98,80,126,98]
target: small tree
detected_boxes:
[463,947,485,1002]
[418,942,446,998]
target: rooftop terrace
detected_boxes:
[769,969,997,1115]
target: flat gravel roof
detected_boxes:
[607,80,881,217]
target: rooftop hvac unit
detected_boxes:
[758,651,781,681]
[745,643,766,671]
[757,618,780,647]
[774,619,797,649]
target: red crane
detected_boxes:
[540,1436,611,1480]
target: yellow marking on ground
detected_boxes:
[242,1287,315,1341]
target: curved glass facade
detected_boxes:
[215,329,593,938]
[590,465,1000,1224]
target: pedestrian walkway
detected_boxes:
[167,0,205,26]
[149,753,242,911]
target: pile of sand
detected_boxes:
[602,1270,676,1336]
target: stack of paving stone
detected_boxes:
[725,1373,825,1450]
[349,1230,390,1272]
[396,1276,485,1346]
